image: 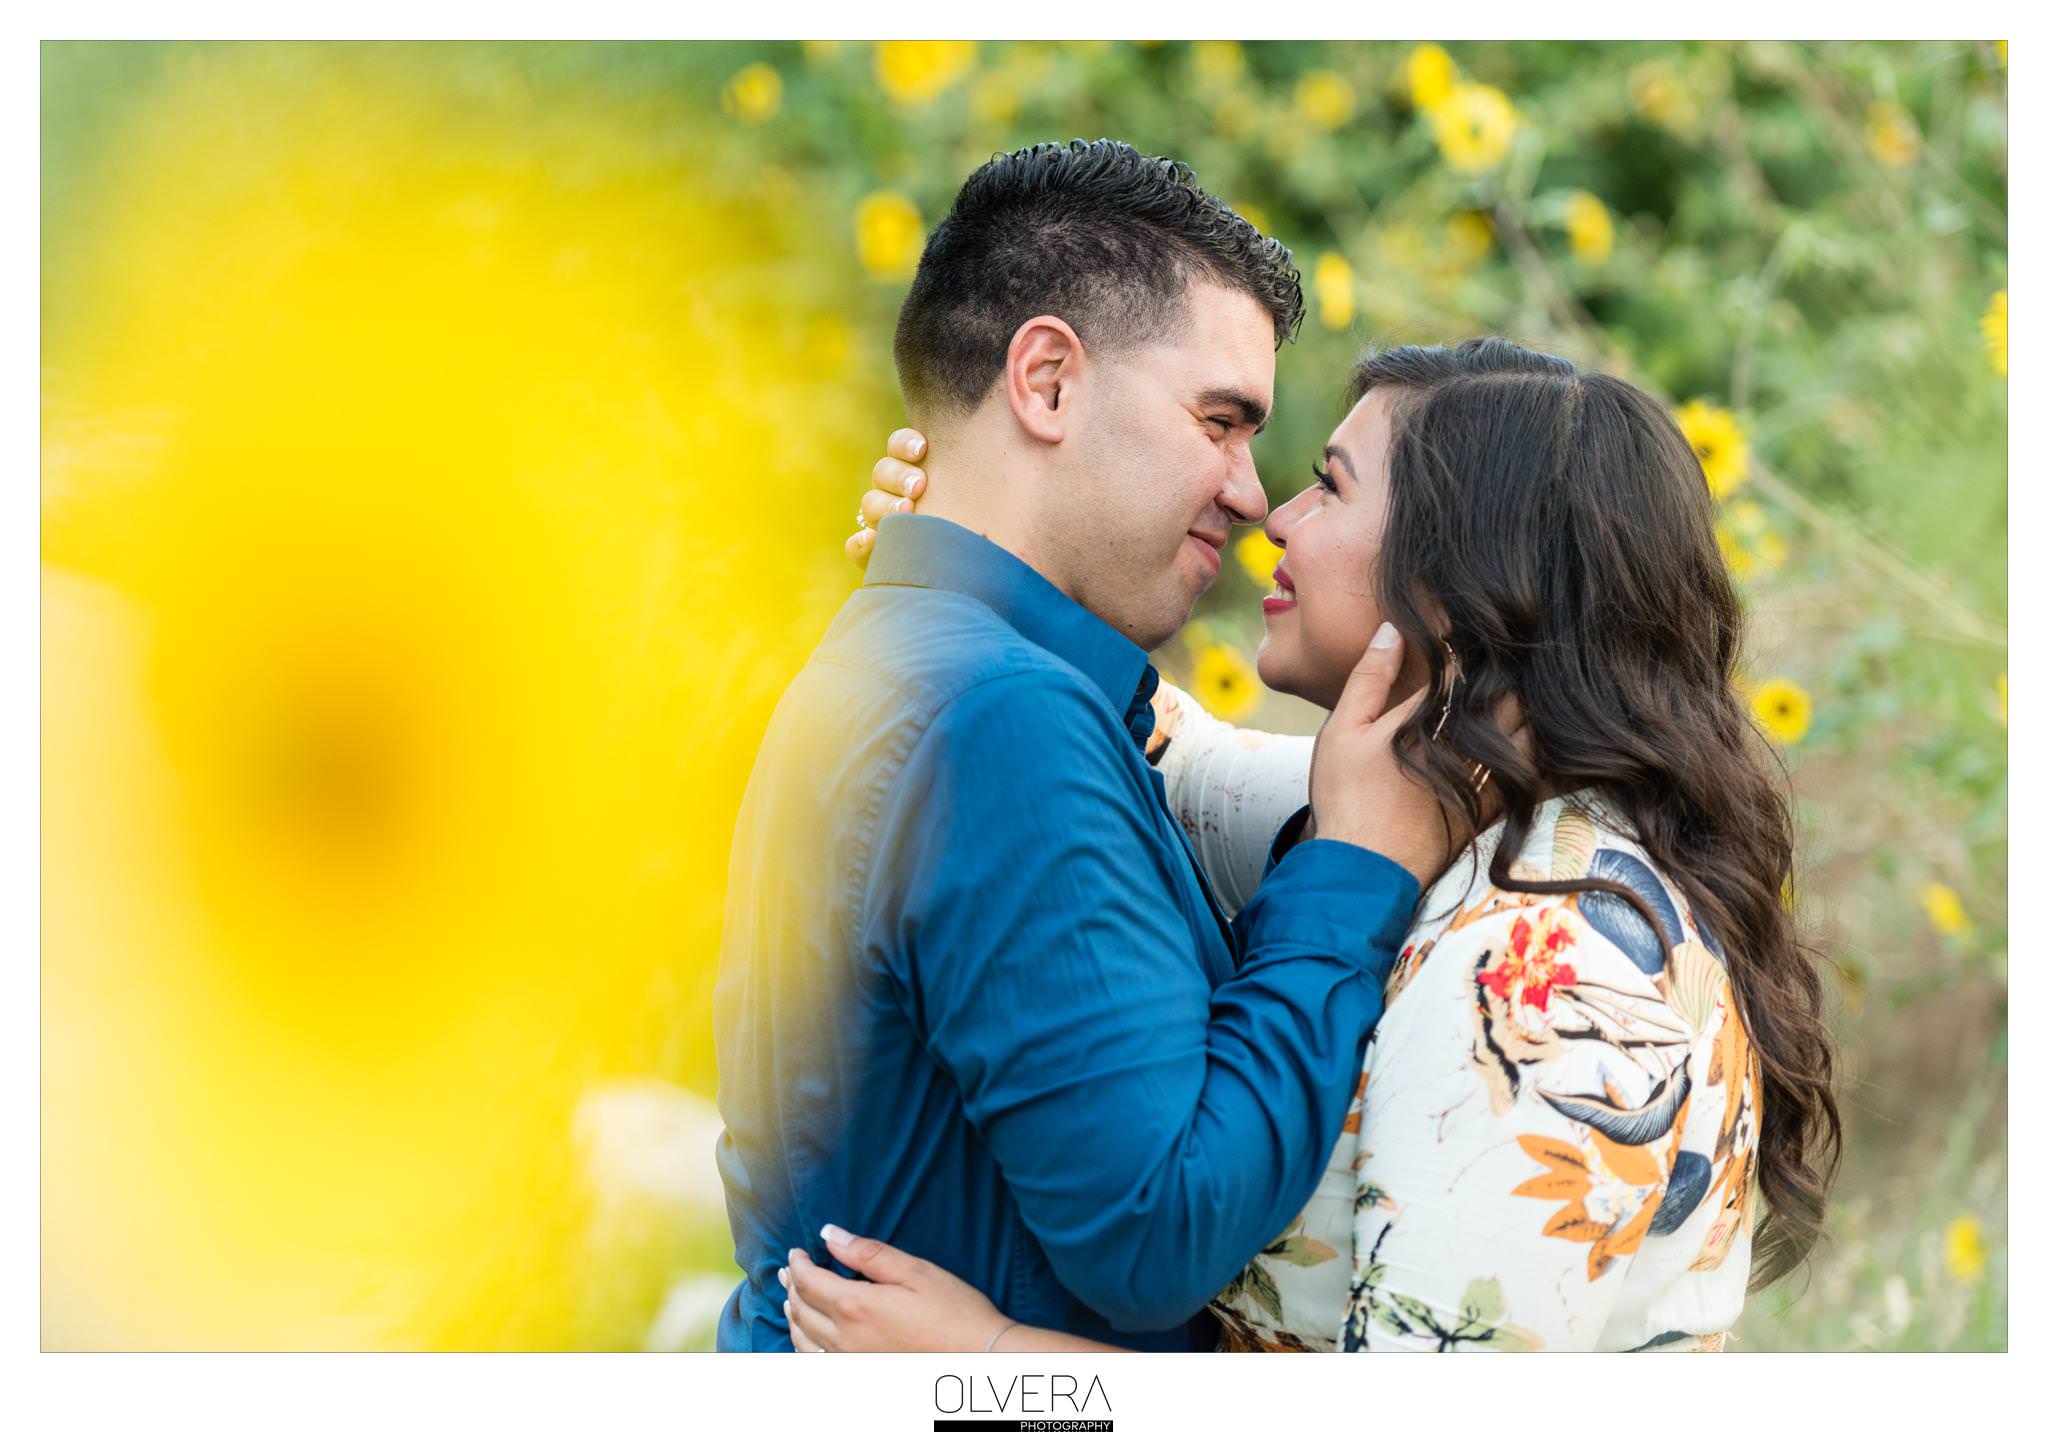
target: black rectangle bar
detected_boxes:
[933,1422,1019,1432]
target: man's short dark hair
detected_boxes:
[891,139,1305,419]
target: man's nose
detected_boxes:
[1223,449,1268,527]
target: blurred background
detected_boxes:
[42,39,2005,1350]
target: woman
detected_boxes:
[784,338,1839,1352]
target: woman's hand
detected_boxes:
[781,1224,1009,1352]
[845,428,930,568]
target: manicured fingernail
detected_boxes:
[778,1267,790,1289]
[909,436,926,459]
[820,1223,851,1246]
[896,497,913,513]
[905,472,924,495]
[1371,621,1399,650]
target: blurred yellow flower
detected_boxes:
[1921,882,1972,937]
[1213,89,1258,140]
[722,62,783,124]
[1866,100,1919,166]
[1750,678,1812,745]
[1943,1215,1988,1282]
[1564,191,1615,264]
[1231,200,1272,236]
[801,41,842,64]
[1676,399,1751,499]
[1445,209,1494,267]
[1756,530,1788,569]
[1193,40,1246,86]
[875,40,976,106]
[1715,523,1756,579]
[1235,531,1284,588]
[1981,290,2007,376]
[1726,500,1766,533]
[1428,83,1518,173]
[804,312,853,374]
[43,44,846,1347]
[1403,43,1458,112]
[1192,642,1263,722]
[971,72,1021,127]
[855,190,924,279]
[1628,60,1682,126]
[1294,70,1357,130]
[1315,252,1356,331]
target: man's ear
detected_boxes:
[1003,315,1084,444]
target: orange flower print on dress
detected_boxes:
[1469,902,1581,1112]
[1479,907,1581,1016]
[1512,1132,1667,1281]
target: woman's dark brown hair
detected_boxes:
[1356,336,1839,1288]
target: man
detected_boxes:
[714,140,1447,1352]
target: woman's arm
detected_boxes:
[1149,680,1312,917]
[781,1229,1131,1353]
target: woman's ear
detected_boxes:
[1004,315,1084,444]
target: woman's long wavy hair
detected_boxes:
[1357,337,1839,1288]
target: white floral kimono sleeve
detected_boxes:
[1344,884,1756,1352]
[1148,681,1312,918]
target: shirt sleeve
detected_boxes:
[1341,895,1700,1351]
[1151,681,1314,918]
[869,667,1418,1333]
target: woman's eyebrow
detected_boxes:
[1322,444,1357,479]
[1195,387,1270,434]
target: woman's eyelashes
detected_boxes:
[1311,463,1338,495]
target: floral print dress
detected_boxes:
[1154,683,1761,1352]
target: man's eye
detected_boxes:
[1207,416,1235,433]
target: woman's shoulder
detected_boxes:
[1350,794,1762,1343]
[1400,792,1721,980]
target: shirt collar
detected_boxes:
[864,515,1159,751]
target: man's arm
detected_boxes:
[867,668,1417,1332]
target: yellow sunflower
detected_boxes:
[1866,100,1919,167]
[1675,400,1751,499]
[1944,1216,1988,1282]
[1294,70,1357,131]
[1564,191,1614,264]
[855,191,924,279]
[1920,882,1972,937]
[721,62,783,124]
[1749,678,1812,746]
[1315,252,1356,331]
[1402,43,1458,112]
[1234,532,1284,588]
[1981,290,2007,377]
[875,40,976,106]
[1192,642,1263,722]
[1428,83,1519,174]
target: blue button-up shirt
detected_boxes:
[713,515,1418,1351]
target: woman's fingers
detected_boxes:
[862,488,913,527]
[869,455,926,501]
[887,427,927,465]
[781,1269,836,1352]
[845,527,877,567]
[819,1223,927,1286]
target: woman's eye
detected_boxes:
[1311,465,1337,494]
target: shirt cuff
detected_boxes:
[1243,831,1421,978]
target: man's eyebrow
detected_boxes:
[1322,443,1357,479]
[1196,388,1270,435]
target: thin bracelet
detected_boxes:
[983,1319,1020,1352]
